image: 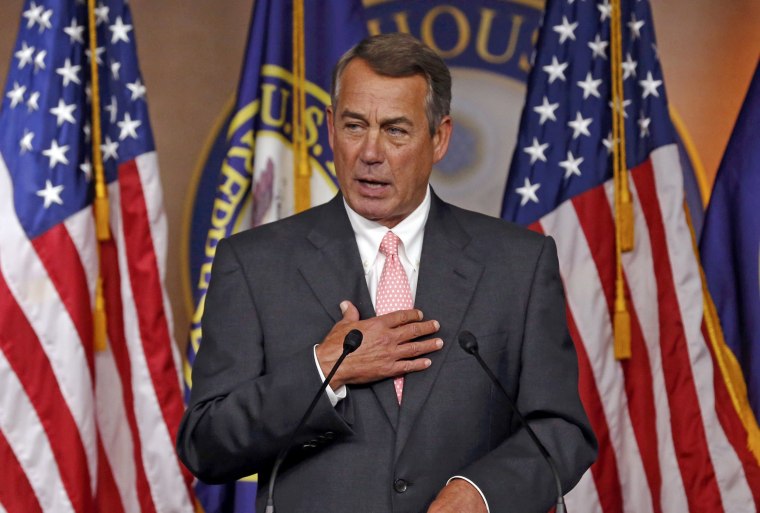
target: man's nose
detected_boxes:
[359,128,384,165]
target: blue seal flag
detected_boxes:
[700,61,760,421]
[185,1,367,512]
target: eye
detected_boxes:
[344,122,363,132]
[386,126,407,136]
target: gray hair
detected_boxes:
[330,33,452,136]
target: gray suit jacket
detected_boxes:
[177,192,596,513]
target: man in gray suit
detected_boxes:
[177,33,596,512]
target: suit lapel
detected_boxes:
[297,195,399,427]
[298,195,374,323]
[297,193,484,437]
[394,195,484,461]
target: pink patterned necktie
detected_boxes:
[375,231,414,404]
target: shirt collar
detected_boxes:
[343,186,431,272]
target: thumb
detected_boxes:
[339,300,359,322]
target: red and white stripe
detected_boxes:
[535,144,760,512]
[0,151,194,512]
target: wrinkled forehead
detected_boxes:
[333,59,428,113]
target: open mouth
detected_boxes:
[357,178,390,189]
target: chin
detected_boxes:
[356,207,389,222]
[356,206,397,226]
[349,196,385,214]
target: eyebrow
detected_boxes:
[340,109,413,127]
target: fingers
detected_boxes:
[344,304,439,343]
[346,305,434,335]
[393,356,433,376]
[394,318,440,342]
[330,301,445,384]
[380,308,424,328]
[340,300,360,322]
[380,338,444,380]
[397,337,444,360]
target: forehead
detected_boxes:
[336,59,428,118]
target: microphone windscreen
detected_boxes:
[458,330,479,355]
[343,329,363,353]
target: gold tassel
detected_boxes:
[613,295,631,360]
[94,277,107,352]
[94,186,110,241]
[620,189,635,252]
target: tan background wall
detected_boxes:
[1,1,758,353]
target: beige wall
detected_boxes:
[1,1,758,353]
[651,1,760,197]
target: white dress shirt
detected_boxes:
[313,187,430,402]
[345,186,430,304]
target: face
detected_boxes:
[327,59,452,228]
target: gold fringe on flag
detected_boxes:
[610,0,632,359]
[684,205,760,464]
[292,0,310,213]
[87,0,108,351]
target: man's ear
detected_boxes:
[326,105,335,151]
[432,115,453,164]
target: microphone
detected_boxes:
[265,329,362,513]
[458,331,567,513]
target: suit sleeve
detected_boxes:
[176,238,354,483]
[458,236,598,512]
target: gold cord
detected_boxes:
[611,0,631,359]
[292,0,310,213]
[87,0,108,351]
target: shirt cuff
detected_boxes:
[447,476,490,513]
[313,345,347,406]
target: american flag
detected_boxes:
[0,1,193,512]
[502,0,760,511]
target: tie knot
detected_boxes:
[379,231,400,258]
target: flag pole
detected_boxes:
[87,0,108,351]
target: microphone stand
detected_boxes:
[265,329,363,513]
[459,330,566,513]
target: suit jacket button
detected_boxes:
[393,479,408,493]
